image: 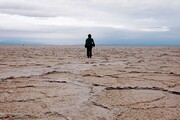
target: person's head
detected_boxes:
[88,34,91,38]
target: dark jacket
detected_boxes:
[85,38,95,48]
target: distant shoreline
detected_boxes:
[0,44,179,47]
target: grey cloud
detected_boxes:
[0,0,104,17]
[0,0,180,45]
[0,25,180,45]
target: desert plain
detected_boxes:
[0,46,180,120]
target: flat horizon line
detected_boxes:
[0,44,180,47]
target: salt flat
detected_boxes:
[0,46,180,120]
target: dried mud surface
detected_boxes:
[0,46,180,120]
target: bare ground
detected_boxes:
[0,46,180,120]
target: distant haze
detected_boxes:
[0,0,180,45]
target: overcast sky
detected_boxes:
[0,0,180,45]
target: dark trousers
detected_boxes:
[87,47,92,58]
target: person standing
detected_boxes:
[85,34,95,58]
